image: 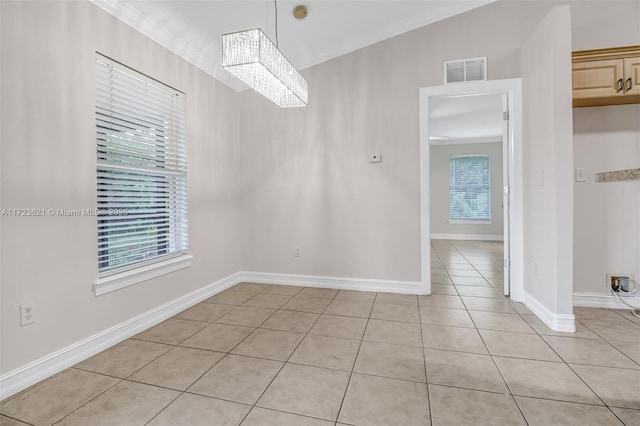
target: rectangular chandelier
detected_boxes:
[222,28,308,108]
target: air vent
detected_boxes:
[444,57,487,84]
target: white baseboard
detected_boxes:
[574,292,640,309]
[238,271,426,295]
[431,233,504,241]
[0,270,426,401]
[523,290,575,332]
[0,272,242,401]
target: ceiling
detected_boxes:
[90,0,495,92]
[429,93,504,143]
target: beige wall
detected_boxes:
[239,0,545,282]
[0,1,242,373]
[238,0,639,287]
[430,142,504,238]
[521,5,574,316]
[573,105,640,295]
[570,2,640,300]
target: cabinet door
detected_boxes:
[572,59,624,99]
[624,56,640,96]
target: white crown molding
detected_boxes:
[87,0,246,92]
[290,1,496,71]
[87,0,496,94]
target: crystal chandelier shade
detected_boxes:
[222,28,308,107]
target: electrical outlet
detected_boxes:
[20,303,35,326]
[295,247,301,258]
[607,273,634,293]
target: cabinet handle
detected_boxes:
[627,78,633,91]
[617,79,624,92]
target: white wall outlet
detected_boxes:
[574,167,586,182]
[295,247,301,258]
[20,303,35,326]
[369,153,382,163]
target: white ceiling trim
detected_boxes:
[288,1,496,72]
[89,0,247,91]
[89,0,496,93]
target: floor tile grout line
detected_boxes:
[538,332,640,369]
[0,413,37,426]
[505,292,614,412]
[47,376,126,425]
[242,286,343,423]
[133,320,211,347]
[0,365,84,405]
[524,302,640,372]
[610,308,640,327]
[607,408,630,426]
[562,361,619,409]
[140,388,183,426]
[438,242,627,418]
[119,322,243,426]
[141,284,278,425]
[151,284,336,425]
[332,291,376,425]
[450,244,535,425]
[445,242,531,425]
[502,393,627,408]
[7,271,639,425]
[436,240,631,413]
[579,316,640,359]
[417,290,434,425]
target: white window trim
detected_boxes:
[94,54,189,289]
[94,254,193,296]
[449,219,493,225]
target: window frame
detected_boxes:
[93,54,191,295]
[448,154,492,223]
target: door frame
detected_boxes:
[419,78,523,302]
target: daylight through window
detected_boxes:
[449,155,491,221]
[95,54,188,274]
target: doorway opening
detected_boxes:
[419,79,523,302]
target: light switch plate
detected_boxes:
[575,167,586,182]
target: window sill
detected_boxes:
[449,219,492,225]
[94,254,193,296]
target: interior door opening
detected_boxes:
[419,79,523,301]
[428,92,510,295]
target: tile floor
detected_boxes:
[2,240,640,425]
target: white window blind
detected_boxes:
[449,155,491,221]
[96,54,188,275]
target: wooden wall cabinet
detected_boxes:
[572,46,640,107]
